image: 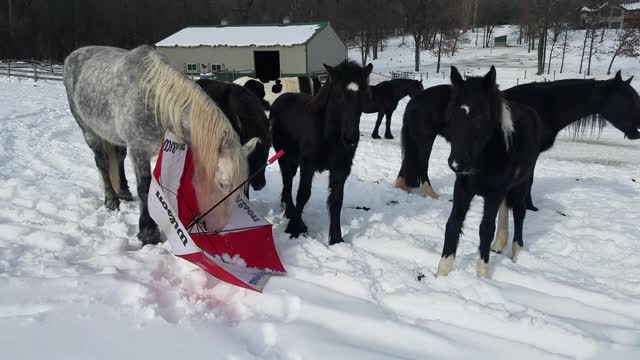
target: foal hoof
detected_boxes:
[137,226,162,246]
[285,218,307,238]
[104,197,120,211]
[118,189,134,201]
[371,133,381,139]
[384,133,394,140]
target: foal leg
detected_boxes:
[372,112,384,139]
[278,155,298,219]
[420,135,439,199]
[131,150,161,246]
[436,177,472,276]
[526,156,540,212]
[510,185,528,263]
[477,194,503,277]
[327,168,350,245]
[115,146,134,201]
[285,163,314,238]
[491,200,509,253]
[384,110,394,139]
[82,132,120,211]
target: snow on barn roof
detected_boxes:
[156,23,327,48]
[621,1,640,11]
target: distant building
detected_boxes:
[155,21,346,81]
[580,1,640,29]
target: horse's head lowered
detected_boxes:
[447,66,508,174]
[595,71,640,140]
[322,61,373,148]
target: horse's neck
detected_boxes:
[549,82,602,131]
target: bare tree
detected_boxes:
[607,26,640,74]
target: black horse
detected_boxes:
[195,79,271,193]
[364,79,424,139]
[436,66,541,278]
[396,71,640,210]
[242,79,271,110]
[270,60,373,245]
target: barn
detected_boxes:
[155,22,346,81]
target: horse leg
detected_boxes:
[510,184,528,263]
[82,131,120,211]
[384,110,394,139]
[115,146,134,201]
[420,134,439,199]
[371,112,384,139]
[491,200,509,253]
[285,163,314,238]
[436,176,472,276]
[526,155,540,211]
[327,168,350,245]
[477,193,503,277]
[131,150,161,246]
[278,154,298,219]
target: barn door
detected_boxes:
[254,51,280,81]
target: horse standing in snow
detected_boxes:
[270,61,373,245]
[63,45,256,245]
[234,75,323,108]
[436,66,541,277]
[196,79,271,194]
[396,71,640,211]
[363,79,424,139]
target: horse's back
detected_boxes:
[270,93,315,150]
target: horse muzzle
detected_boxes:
[626,129,640,139]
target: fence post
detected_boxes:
[34,64,38,81]
[517,78,519,85]
[554,70,556,81]
[50,62,54,73]
[524,69,527,80]
[7,61,10,77]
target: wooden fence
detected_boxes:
[0,61,64,82]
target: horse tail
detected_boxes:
[395,106,422,190]
[139,47,246,188]
[102,141,121,194]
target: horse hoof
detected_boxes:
[285,218,307,238]
[384,133,394,140]
[371,133,381,139]
[435,256,454,277]
[527,204,539,212]
[329,237,344,245]
[394,177,410,192]
[118,189,134,201]
[137,227,162,246]
[104,197,120,211]
[476,259,489,277]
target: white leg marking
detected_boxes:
[491,200,509,253]
[476,258,489,277]
[512,242,521,263]
[420,181,440,199]
[436,256,454,277]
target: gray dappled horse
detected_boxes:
[64,45,256,245]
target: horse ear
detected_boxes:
[323,64,334,74]
[450,66,463,86]
[241,137,259,157]
[615,70,623,82]
[626,76,634,84]
[484,66,497,89]
[364,63,373,76]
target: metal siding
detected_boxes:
[157,45,306,75]
[306,25,347,73]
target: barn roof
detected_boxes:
[156,22,328,48]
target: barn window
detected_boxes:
[211,64,224,72]
[185,63,198,73]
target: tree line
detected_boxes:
[2,0,638,75]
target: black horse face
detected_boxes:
[248,142,269,190]
[598,71,640,140]
[323,62,373,148]
[447,66,500,174]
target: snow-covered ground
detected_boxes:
[1,28,640,359]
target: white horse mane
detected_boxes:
[139,51,247,189]
[501,100,514,151]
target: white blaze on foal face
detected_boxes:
[461,104,470,115]
[347,82,359,92]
